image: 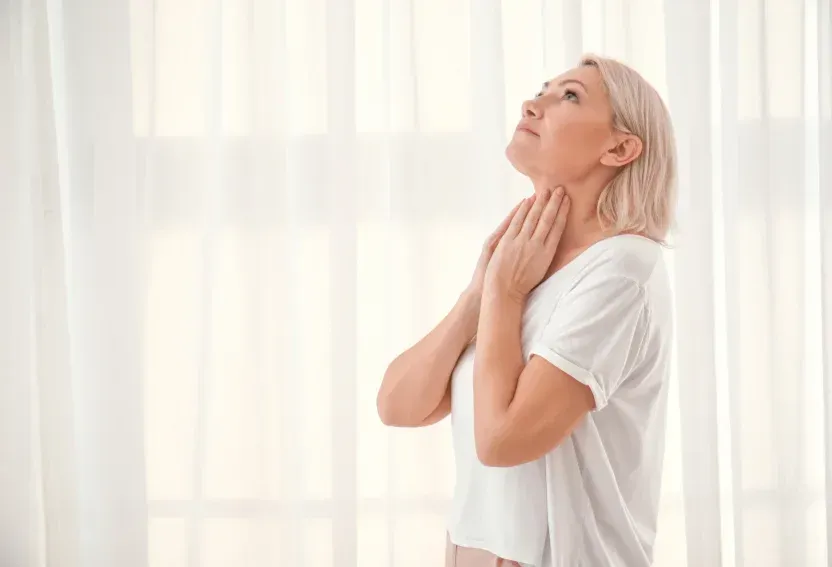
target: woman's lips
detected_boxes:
[515,126,539,137]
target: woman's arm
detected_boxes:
[376,291,479,427]
[472,188,594,465]
[473,291,594,466]
[376,200,524,428]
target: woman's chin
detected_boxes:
[504,145,533,177]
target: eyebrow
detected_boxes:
[542,79,589,93]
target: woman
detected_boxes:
[377,54,676,567]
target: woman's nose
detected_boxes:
[521,98,542,119]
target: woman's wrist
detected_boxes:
[460,286,485,313]
[482,282,527,308]
[455,288,483,341]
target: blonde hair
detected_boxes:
[580,54,677,243]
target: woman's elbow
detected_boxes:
[376,389,398,426]
[475,433,510,467]
[475,425,536,467]
[476,430,566,467]
[376,388,414,426]
[377,366,403,425]
[378,388,449,427]
[377,397,397,426]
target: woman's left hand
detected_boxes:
[484,187,570,302]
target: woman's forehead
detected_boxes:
[544,65,603,93]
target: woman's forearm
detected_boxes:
[376,291,480,426]
[473,291,525,456]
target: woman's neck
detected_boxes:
[530,175,609,277]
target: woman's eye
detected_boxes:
[563,89,579,102]
[535,91,544,98]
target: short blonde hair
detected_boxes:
[580,54,677,243]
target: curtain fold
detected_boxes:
[2,0,831,565]
[1,2,42,563]
[663,0,723,563]
[819,0,832,559]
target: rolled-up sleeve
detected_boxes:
[529,274,648,411]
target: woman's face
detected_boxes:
[505,65,617,185]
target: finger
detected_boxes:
[483,201,524,253]
[544,193,570,250]
[532,187,565,240]
[506,195,535,236]
[490,200,524,241]
[521,189,551,236]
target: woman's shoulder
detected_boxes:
[575,234,665,289]
[529,235,666,312]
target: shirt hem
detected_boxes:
[447,528,542,566]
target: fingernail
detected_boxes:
[556,187,564,196]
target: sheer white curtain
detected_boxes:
[2,0,831,565]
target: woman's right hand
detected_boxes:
[464,199,527,302]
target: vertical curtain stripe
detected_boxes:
[663,0,724,565]
[327,0,358,565]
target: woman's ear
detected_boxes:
[600,133,643,167]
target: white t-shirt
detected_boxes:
[447,234,672,567]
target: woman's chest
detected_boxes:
[450,282,567,413]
